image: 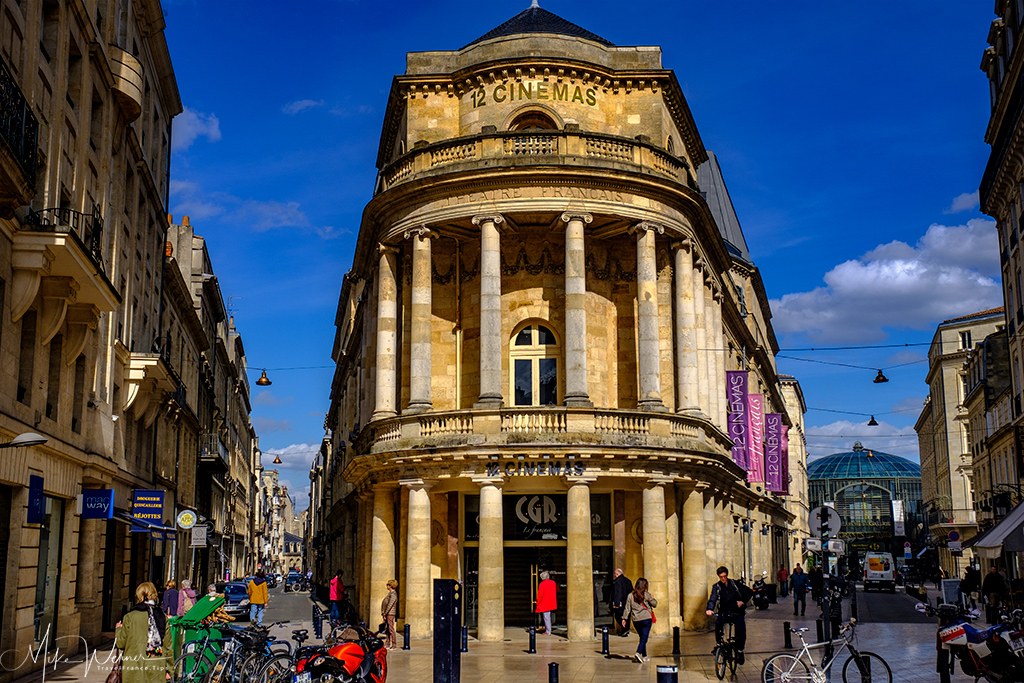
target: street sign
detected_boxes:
[904,541,911,548]
[176,509,197,529]
[809,506,842,537]
[191,526,207,547]
[948,531,960,542]
[805,538,823,551]
[904,549,912,560]
[949,541,962,552]
[827,539,845,554]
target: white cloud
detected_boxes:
[283,99,325,115]
[238,199,311,231]
[254,391,294,407]
[770,218,1001,343]
[173,108,222,151]
[263,443,318,470]
[944,191,980,214]
[804,419,919,461]
[253,416,294,433]
[170,181,328,234]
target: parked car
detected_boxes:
[221,581,251,619]
[284,571,303,592]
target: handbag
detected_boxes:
[105,648,122,683]
[643,601,656,624]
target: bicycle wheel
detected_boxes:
[175,651,214,683]
[761,654,813,683]
[729,644,738,674]
[841,651,892,683]
[239,652,270,683]
[256,653,292,683]
[714,645,729,680]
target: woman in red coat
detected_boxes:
[536,571,557,634]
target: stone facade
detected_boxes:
[317,8,808,642]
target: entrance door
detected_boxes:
[504,546,566,628]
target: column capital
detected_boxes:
[694,257,706,271]
[647,475,674,487]
[564,473,598,486]
[472,213,505,227]
[470,473,505,488]
[399,477,433,491]
[671,238,693,252]
[403,226,438,241]
[378,243,399,255]
[560,211,593,225]
[713,288,724,302]
[629,221,664,236]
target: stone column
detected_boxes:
[473,214,504,408]
[403,479,433,637]
[715,499,726,577]
[566,476,595,641]
[681,485,708,630]
[713,288,727,428]
[631,221,666,411]
[369,485,396,626]
[703,490,717,579]
[642,481,670,635]
[704,276,719,427]
[477,478,505,641]
[664,484,682,632]
[673,241,699,413]
[372,245,399,421]
[405,227,436,413]
[693,260,709,417]
[561,212,593,407]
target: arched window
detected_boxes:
[510,324,560,406]
[510,111,558,131]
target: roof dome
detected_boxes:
[463,2,614,49]
[807,442,920,480]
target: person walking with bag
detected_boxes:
[381,579,399,649]
[247,570,269,626]
[176,579,197,617]
[161,581,178,617]
[621,577,657,663]
[115,582,172,683]
[536,571,557,634]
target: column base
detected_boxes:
[473,395,504,410]
[371,410,398,422]
[678,407,709,419]
[563,395,594,408]
[637,399,669,412]
[404,402,433,415]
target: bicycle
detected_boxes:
[761,619,892,683]
[713,619,738,679]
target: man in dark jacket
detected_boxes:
[610,568,633,636]
[983,566,1008,622]
[705,566,751,665]
[791,565,810,616]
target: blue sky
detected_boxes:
[162,2,1000,507]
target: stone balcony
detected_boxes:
[378,128,696,194]
[356,406,733,461]
[109,45,144,122]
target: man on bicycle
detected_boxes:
[705,566,751,665]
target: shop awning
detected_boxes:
[114,511,177,539]
[964,524,997,550]
[972,501,1024,559]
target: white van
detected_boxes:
[863,552,896,592]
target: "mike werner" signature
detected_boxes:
[0,624,121,683]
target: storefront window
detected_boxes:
[34,496,65,646]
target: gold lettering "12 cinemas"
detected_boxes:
[470,81,598,107]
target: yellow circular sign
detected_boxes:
[177,510,197,529]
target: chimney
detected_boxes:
[183,215,190,227]
[167,213,173,225]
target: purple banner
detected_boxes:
[726,371,749,469]
[780,425,790,495]
[747,394,765,483]
[765,413,784,492]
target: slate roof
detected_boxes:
[807,443,921,480]
[463,3,614,49]
[697,152,752,263]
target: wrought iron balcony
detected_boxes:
[0,54,38,206]
[200,432,230,473]
[25,208,105,271]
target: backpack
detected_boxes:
[734,580,754,606]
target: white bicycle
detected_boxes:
[761,619,892,683]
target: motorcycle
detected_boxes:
[296,623,388,683]
[916,602,1024,683]
[752,572,770,610]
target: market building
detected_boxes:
[807,444,924,566]
[320,5,809,641]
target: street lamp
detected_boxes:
[0,432,47,449]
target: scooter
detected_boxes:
[752,572,770,611]
[296,623,388,683]
[916,602,1024,683]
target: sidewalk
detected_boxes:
[8,598,940,683]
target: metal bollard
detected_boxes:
[461,625,468,653]
[672,626,680,655]
[815,618,824,643]
[529,625,537,654]
[403,624,410,650]
[601,627,609,655]
[548,662,559,683]
[656,665,679,683]
[783,622,792,649]
[313,609,322,639]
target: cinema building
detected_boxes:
[318,5,809,641]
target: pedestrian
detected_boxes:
[247,570,269,626]
[705,566,750,666]
[610,568,633,637]
[777,566,790,597]
[962,566,981,609]
[983,565,1008,622]
[162,580,178,617]
[330,570,345,623]
[207,583,219,597]
[791,565,809,617]
[536,571,557,634]
[381,579,399,649]
[115,582,171,683]
[177,579,197,617]
[622,577,658,663]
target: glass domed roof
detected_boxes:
[807,442,920,480]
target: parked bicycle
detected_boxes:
[761,618,892,683]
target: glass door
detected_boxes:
[34,497,65,646]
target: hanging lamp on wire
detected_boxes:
[273,453,282,464]
[256,369,272,386]
[867,415,879,426]
[873,369,889,384]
